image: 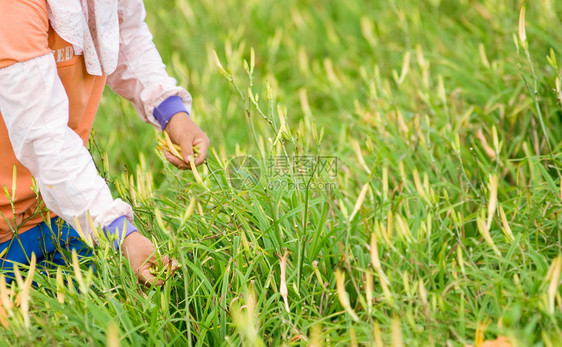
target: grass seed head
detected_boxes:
[382,166,389,201]
[545,255,562,314]
[11,164,16,202]
[335,269,359,322]
[19,253,36,328]
[373,322,384,347]
[476,129,496,160]
[188,155,207,189]
[56,267,65,304]
[457,246,466,275]
[349,182,370,221]
[413,169,429,204]
[365,272,373,314]
[74,216,92,247]
[279,250,289,313]
[312,260,326,288]
[487,173,498,229]
[72,249,88,294]
[477,211,501,257]
[0,275,13,314]
[391,317,404,347]
[352,140,370,173]
[499,206,515,243]
[106,321,120,347]
[479,43,490,68]
[309,323,323,347]
[519,5,527,46]
[395,214,414,243]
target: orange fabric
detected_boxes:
[0,0,106,243]
[0,0,50,69]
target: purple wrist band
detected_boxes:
[103,216,138,249]
[153,95,190,130]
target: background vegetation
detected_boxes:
[1,0,562,345]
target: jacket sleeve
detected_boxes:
[106,0,192,131]
[0,54,135,242]
[0,0,134,242]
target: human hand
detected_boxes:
[163,112,209,169]
[121,232,179,286]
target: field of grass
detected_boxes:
[1,0,562,345]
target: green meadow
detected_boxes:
[1,0,562,345]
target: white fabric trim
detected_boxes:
[47,0,119,76]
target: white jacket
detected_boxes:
[0,0,191,240]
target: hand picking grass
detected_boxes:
[156,130,201,162]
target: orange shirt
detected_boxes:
[0,0,106,243]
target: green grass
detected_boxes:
[2,0,562,345]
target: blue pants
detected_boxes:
[0,217,91,282]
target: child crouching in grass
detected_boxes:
[0,0,209,285]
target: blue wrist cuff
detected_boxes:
[153,95,190,130]
[103,216,138,249]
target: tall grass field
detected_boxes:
[1,0,562,345]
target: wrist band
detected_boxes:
[103,215,138,249]
[153,95,190,130]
